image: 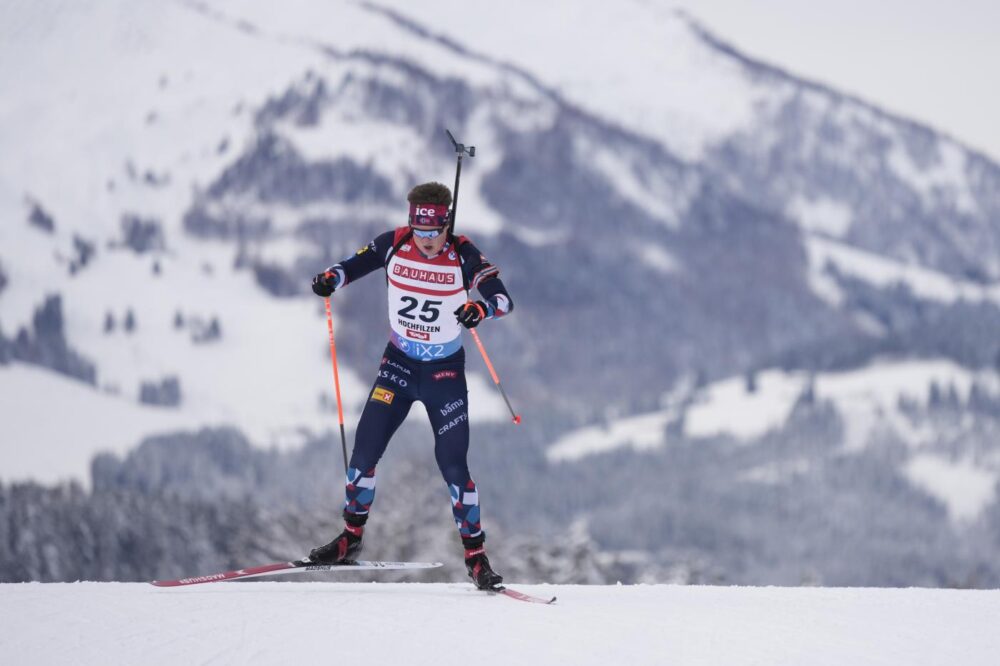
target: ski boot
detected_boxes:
[463,534,503,590]
[309,513,366,564]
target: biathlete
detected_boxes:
[308,181,513,589]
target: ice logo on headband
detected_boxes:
[410,202,449,227]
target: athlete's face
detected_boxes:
[411,224,450,256]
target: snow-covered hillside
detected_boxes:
[1,582,998,665]
[0,0,516,484]
[4,0,1000,588]
[549,359,1000,521]
[4,0,1000,478]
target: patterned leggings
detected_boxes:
[343,344,482,540]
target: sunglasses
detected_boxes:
[410,226,446,239]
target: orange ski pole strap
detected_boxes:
[469,327,521,425]
[325,295,350,474]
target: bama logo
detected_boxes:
[370,387,395,405]
[432,370,457,381]
[439,399,464,417]
[392,264,455,284]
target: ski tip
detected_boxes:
[150,578,188,587]
[487,586,557,604]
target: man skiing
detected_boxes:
[309,182,513,590]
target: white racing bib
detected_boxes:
[386,244,467,360]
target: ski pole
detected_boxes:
[445,131,519,425]
[324,293,350,474]
[469,327,521,425]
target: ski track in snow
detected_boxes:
[1,583,998,665]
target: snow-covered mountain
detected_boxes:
[2,0,1000,586]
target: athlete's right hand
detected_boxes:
[311,271,340,297]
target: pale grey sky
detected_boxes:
[671,0,1000,162]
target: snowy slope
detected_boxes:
[1,582,998,665]
[270,0,770,162]
[0,0,531,483]
[3,0,1000,509]
[0,357,508,485]
[548,359,1000,522]
[550,359,994,456]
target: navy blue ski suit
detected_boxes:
[326,227,513,540]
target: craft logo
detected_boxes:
[371,387,395,405]
[406,328,431,341]
[356,241,375,256]
[432,370,457,381]
[437,412,468,435]
[392,264,455,285]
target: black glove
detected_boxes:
[312,271,340,297]
[455,301,489,329]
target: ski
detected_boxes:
[151,559,443,587]
[489,586,557,604]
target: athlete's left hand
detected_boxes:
[455,301,489,329]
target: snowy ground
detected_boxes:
[1,582,998,665]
